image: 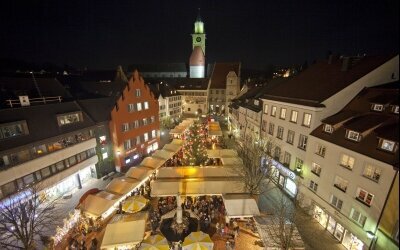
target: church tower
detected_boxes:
[191,8,206,55]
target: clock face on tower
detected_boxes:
[196,37,201,42]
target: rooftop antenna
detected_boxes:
[30,71,43,98]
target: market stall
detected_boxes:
[156,166,239,179]
[125,166,155,182]
[220,157,244,166]
[152,149,175,161]
[105,177,140,195]
[80,192,120,218]
[207,149,238,158]
[139,157,167,170]
[100,220,146,250]
[222,194,260,218]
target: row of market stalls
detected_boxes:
[80,139,184,219]
[169,118,196,139]
[208,121,223,138]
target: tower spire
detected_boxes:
[196,8,202,22]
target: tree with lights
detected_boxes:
[183,122,208,166]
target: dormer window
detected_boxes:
[323,124,333,133]
[57,112,83,126]
[379,139,397,152]
[371,104,384,112]
[254,100,259,105]
[346,130,361,142]
[393,105,399,114]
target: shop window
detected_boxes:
[271,106,277,117]
[32,144,47,156]
[41,167,51,178]
[290,110,298,123]
[340,154,355,170]
[68,156,77,166]
[48,141,63,152]
[302,113,312,127]
[57,112,83,126]
[334,176,348,192]
[315,144,326,157]
[311,162,322,176]
[287,130,295,144]
[23,174,35,186]
[363,164,382,182]
[350,208,367,227]
[330,195,343,210]
[56,161,65,171]
[356,188,374,207]
[298,134,308,150]
[280,108,287,119]
[309,180,318,192]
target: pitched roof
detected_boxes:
[261,55,396,107]
[210,62,240,89]
[311,82,399,169]
[146,81,180,98]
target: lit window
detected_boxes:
[311,162,322,176]
[264,104,269,114]
[340,154,355,170]
[330,195,343,210]
[0,121,29,139]
[280,108,287,119]
[298,134,308,150]
[363,164,382,182]
[334,176,349,192]
[350,208,367,227]
[152,130,156,138]
[309,180,318,192]
[302,113,312,127]
[124,140,131,150]
[135,89,141,97]
[346,130,361,141]
[143,118,148,126]
[144,133,149,142]
[295,158,303,172]
[356,188,374,206]
[137,103,142,111]
[315,144,326,157]
[290,110,298,123]
[380,139,396,152]
[57,112,82,126]
[287,130,295,144]
[150,116,155,123]
[136,136,141,145]
[271,106,277,117]
[394,106,399,114]
[371,104,384,111]
[324,124,333,133]
[102,152,108,159]
[144,102,149,110]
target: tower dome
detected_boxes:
[189,46,205,78]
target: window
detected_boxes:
[280,108,287,119]
[134,120,139,128]
[136,136,141,145]
[302,113,312,127]
[150,116,155,123]
[135,89,141,97]
[152,130,156,138]
[315,144,326,157]
[23,174,35,186]
[331,195,343,210]
[394,105,399,114]
[379,139,396,152]
[137,103,142,111]
[274,147,281,161]
[371,104,384,111]
[311,163,322,176]
[264,104,269,114]
[122,123,129,132]
[283,152,291,166]
[295,158,303,172]
[334,176,349,192]
[271,106,277,117]
[324,124,333,133]
[144,102,149,110]
[56,161,65,171]
[287,130,295,144]
[57,112,82,126]
[128,103,135,112]
[277,126,284,139]
[346,130,361,141]
[309,180,318,192]
[143,118,148,126]
[340,154,355,170]
[262,120,267,132]
[0,121,28,139]
[363,164,382,182]
[290,110,298,123]
[144,133,149,142]
[350,208,367,227]
[41,167,51,178]
[1,182,16,197]
[268,123,275,136]
[124,140,131,150]
[356,188,374,206]
[298,134,308,150]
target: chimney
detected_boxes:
[341,57,352,71]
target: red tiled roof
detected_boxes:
[210,62,240,89]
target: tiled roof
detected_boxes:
[311,81,399,169]
[210,62,240,89]
[261,55,396,106]
[146,81,180,98]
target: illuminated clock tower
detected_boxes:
[191,8,206,55]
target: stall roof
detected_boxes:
[151,179,245,196]
[207,149,238,158]
[162,143,182,154]
[220,157,243,166]
[170,139,184,145]
[125,166,154,181]
[139,157,166,169]
[151,149,175,160]
[208,122,223,136]
[156,166,239,179]
[101,220,146,249]
[81,192,120,217]
[222,194,260,218]
[105,177,140,195]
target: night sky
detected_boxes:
[0,0,398,70]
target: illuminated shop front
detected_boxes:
[312,204,365,250]
[268,159,298,197]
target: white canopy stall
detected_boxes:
[105,177,140,195]
[162,143,182,154]
[101,220,146,250]
[125,166,155,181]
[207,149,238,159]
[151,149,175,161]
[139,157,166,170]
[81,192,121,218]
[220,157,244,166]
[156,166,239,179]
[222,194,260,218]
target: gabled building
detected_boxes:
[147,80,182,122]
[305,82,399,250]
[109,71,160,172]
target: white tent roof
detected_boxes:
[156,166,239,179]
[105,177,140,195]
[207,149,238,158]
[152,149,175,160]
[169,128,184,135]
[222,194,260,218]
[170,139,184,145]
[139,157,166,169]
[151,179,245,196]
[220,157,243,166]
[125,166,154,181]
[101,220,146,249]
[81,192,120,217]
[162,143,182,154]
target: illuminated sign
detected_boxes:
[265,158,296,180]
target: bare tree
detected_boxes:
[0,185,60,249]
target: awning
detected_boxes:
[222,194,260,218]
[220,157,243,166]
[207,149,238,158]
[151,179,245,196]
[81,192,120,218]
[162,143,182,154]
[156,166,239,179]
[105,177,140,195]
[151,149,175,160]
[125,166,155,181]
[139,157,166,169]
[101,220,146,249]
